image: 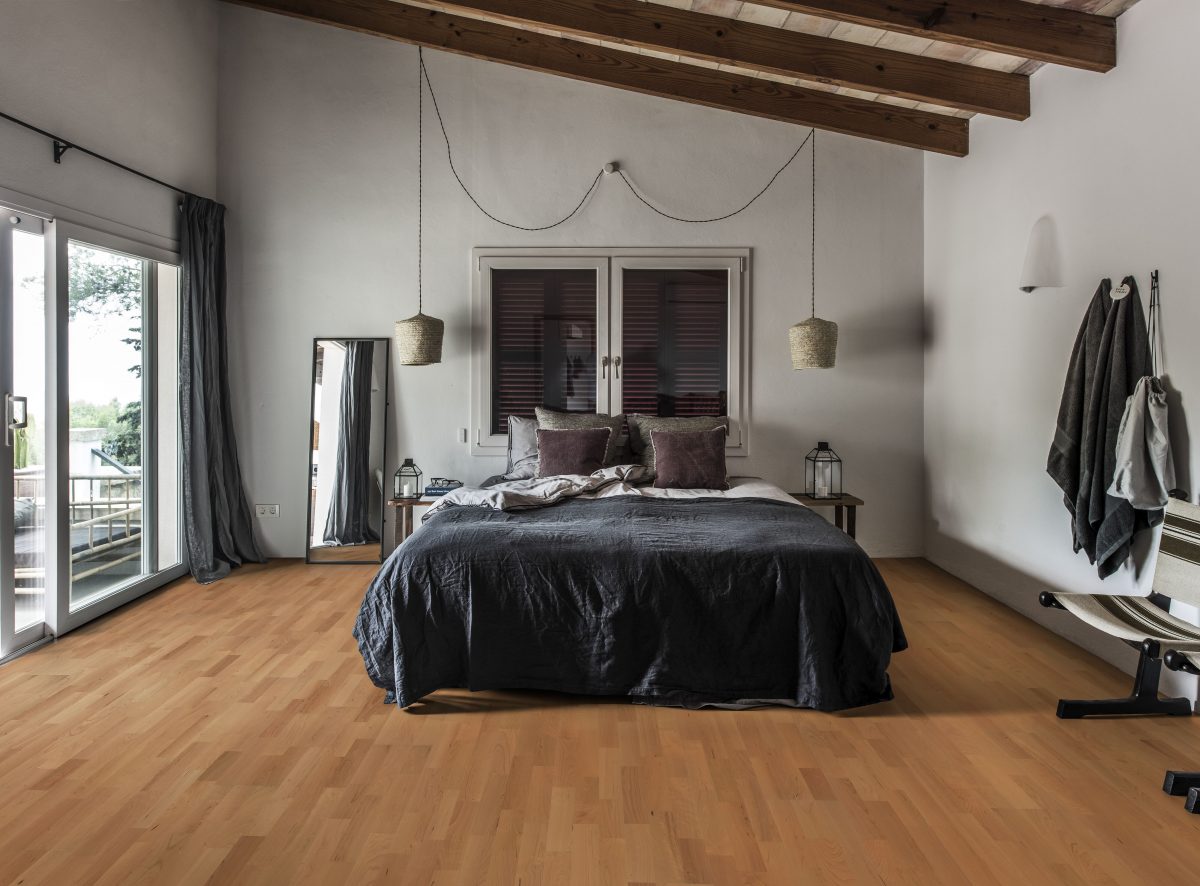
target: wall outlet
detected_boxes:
[255,504,280,518]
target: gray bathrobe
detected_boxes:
[1047,277,1160,579]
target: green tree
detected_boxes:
[70,399,122,434]
[102,401,141,467]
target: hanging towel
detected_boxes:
[1108,376,1176,510]
[1047,277,1158,579]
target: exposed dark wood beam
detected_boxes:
[426,0,1027,119]
[225,0,969,155]
[752,0,1116,72]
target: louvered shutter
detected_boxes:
[490,269,598,435]
[620,269,728,417]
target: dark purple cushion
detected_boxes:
[536,427,612,477]
[650,427,728,490]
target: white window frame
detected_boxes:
[471,247,750,458]
[47,220,187,636]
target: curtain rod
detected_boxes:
[0,109,199,202]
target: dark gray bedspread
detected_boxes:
[353,496,907,711]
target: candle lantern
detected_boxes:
[394,458,422,500]
[805,442,842,500]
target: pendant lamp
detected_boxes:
[790,131,837,370]
[395,47,444,366]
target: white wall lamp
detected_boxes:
[1018,215,1064,293]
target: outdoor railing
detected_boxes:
[12,470,142,585]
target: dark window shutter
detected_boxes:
[491,269,597,435]
[621,269,728,418]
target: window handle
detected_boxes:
[5,393,27,448]
[613,356,621,379]
[601,356,609,379]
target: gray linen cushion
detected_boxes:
[534,407,625,466]
[13,497,36,530]
[536,428,612,477]
[650,428,729,490]
[627,414,728,473]
[504,415,540,479]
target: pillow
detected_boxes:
[536,428,612,477]
[13,497,36,530]
[627,414,729,473]
[504,415,540,480]
[650,428,729,490]
[534,407,624,466]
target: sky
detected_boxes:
[12,230,144,414]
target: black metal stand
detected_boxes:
[1163,771,1200,796]
[1055,638,1192,719]
[1187,788,1200,814]
[1161,651,1200,810]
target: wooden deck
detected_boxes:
[0,558,1197,884]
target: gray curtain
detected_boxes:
[323,341,380,545]
[180,195,265,583]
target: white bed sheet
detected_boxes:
[582,476,801,506]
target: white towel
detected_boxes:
[1108,376,1175,510]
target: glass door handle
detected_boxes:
[601,356,610,379]
[613,356,622,379]
[5,394,27,447]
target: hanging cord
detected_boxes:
[810,130,816,318]
[417,47,423,313]
[420,53,602,232]
[1149,269,1162,377]
[616,127,815,225]
[418,52,815,230]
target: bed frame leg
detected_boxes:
[1056,640,1193,719]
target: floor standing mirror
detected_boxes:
[305,338,390,564]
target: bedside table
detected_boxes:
[789,493,865,539]
[387,496,438,547]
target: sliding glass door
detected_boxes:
[54,225,184,629]
[1,211,48,658]
[1,209,185,659]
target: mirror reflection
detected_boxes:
[306,338,389,563]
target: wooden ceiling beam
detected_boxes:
[752,0,1116,72]
[225,0,969,155]
[424,0,1028,119]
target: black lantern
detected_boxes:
[394,458,422,500]
[805,442,842,500]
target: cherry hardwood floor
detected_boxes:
[1,558,1198,885]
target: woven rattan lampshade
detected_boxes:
[790,317,838,369]
[395,48,445,366]
[790,131,837,370]
[394,312,444,366]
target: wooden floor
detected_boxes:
[1,559,1199,885]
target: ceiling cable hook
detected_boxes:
[52,139,71,164]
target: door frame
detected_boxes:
[47,220,187,637]
[1,210,50,658]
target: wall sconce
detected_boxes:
[1018,215,1064,293]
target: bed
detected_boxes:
[353,470,906,711]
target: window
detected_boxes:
[3,209,186,655]
[473,249,746,456]
[491,269,598,434]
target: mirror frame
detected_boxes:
[304,337,391,565]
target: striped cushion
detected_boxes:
[1155,499,1200,606]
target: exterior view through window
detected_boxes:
[67,242,181,609]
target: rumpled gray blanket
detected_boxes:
[422,464,650,521]
[355,494,906,711]
[1047,277,1160,578]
